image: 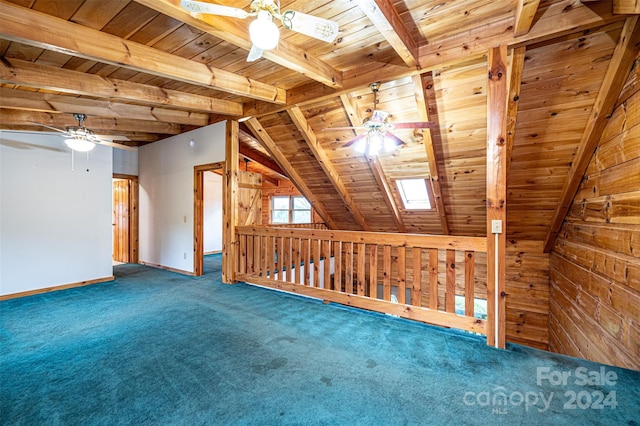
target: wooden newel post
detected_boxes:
[486,45,508,349]
[222,119,239,284]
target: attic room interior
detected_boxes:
[1,0,639,423]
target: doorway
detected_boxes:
[112,174,139,264]
[194,163,224,276]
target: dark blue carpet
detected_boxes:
[1,254,638,425]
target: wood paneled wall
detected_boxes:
[549,67,640,370]
[506,240,550,350]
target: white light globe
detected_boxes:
[65,138,95,152]
[249,11,280,51]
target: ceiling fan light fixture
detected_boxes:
[249,10,280,51]
[65,137,95,152]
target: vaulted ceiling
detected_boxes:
[1,0,638,248]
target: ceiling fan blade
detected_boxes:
[180,0,249,18]
[321,126,364,131]
[343,133,367,148]
[97,141,138,151]
[281,10,339,43]
[94,134,131,141]
[29,121,69,135]
[391,121,436,129]
[246,44,264,62]
[385,132,404,146]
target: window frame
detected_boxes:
[395,178,435,211]
[270,195,312,224]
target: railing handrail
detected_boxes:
[236,225,487,252]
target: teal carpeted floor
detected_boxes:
[1,254,638,425]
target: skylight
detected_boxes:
[396,178,433,210]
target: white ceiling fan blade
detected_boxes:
[94,134,131,141]
[28,121,69,135]
[180,0,249,19]
[247,44,264,62]
[97,140,138,151]
[281,10,339,43]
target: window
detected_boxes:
[271,196,311,224]
[396,178,433,210]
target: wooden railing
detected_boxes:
[267,223,328,229]
[234,226,488,334]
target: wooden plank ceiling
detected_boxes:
[0,0,637,244]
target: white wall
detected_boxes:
[113,148,138,176]
[204,171,223,253]
[0,131,113,296]
[138,123,226,273]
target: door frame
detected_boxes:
[112,174,139,264]
[193,162,225,276]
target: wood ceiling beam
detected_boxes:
[506,46,526,175]
[136,0,342,88]
[339,93,406,232]
[238,140,288,180]
[287,106,370,231]
[0,0,285,104]
[0,125,162,143]
[0,88,210,126]
[0,58,243,116]
[355,0,418,68]
[0,109,182,135]
[412,73,449,235]
[244,117,338,229]
[238,158,279,186]
[614,1,640,14]
[544,16,640,252]
[514,0,541,37]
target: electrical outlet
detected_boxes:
[491,220,502,234]
[183,252,187,259]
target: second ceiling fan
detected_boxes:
[181,0,339,61]
[328,82,435,156]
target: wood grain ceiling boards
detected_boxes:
[0,0,637,243]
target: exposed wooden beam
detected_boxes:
[0,109,182,134]
[0,58,243,116]
[486,45,508,350]
[506,46,526,174]
[614,0,640,14]
[514,0,541,37]
[0,88,209,126]
[367,157,407,233]
[238,141,288,180]
[412,73,449,235]
[136,0,342,88]
[287,106,370,231]
[544,16,640,252]
[222,120,239,283]
[339,93,406,232]
[355,0,418,68]
[0,0,285,104]
[244,117,338,229]
[0,125,161,143]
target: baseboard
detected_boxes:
[204,250,222,255]
[138,261,195,276]
[0,276,115,301]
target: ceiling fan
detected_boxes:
[31,113,135,152]
[180,0,339,61]
[326,82,435,156]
